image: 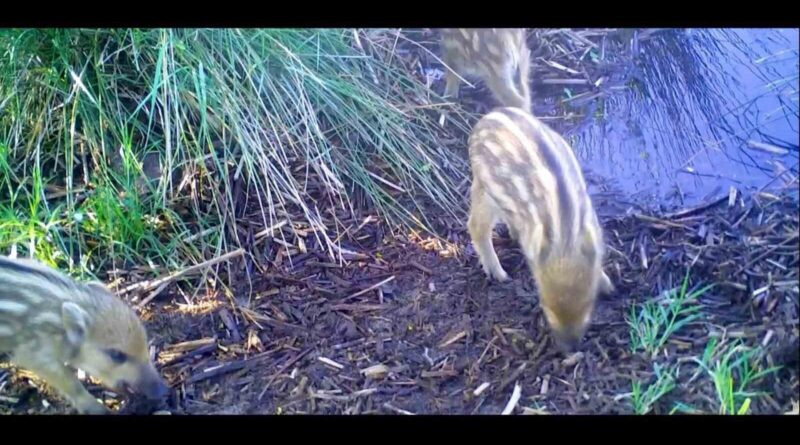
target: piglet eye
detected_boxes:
[106,349,128,364]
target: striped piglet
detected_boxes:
[0,256,167,414]
[440,28,532,111]
[467,107,614,351]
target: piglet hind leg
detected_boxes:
[443,68,462,101]
[438,68,463,127]
[468,185,509,282]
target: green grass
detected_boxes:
[669,402,703,415]
[692,338,781,415]
[0,29,472,281]
[625,271,782,415]
[627,270,713,358]
[630,363,677,414]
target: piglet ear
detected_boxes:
[61,302,90,358]
[599,270,615,296]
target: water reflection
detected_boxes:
[559,29,798,210]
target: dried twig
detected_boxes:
[383,402,415,415]
[343,276,396,301]
[663,195,728,219]
[501,383,522,415]
[473,382,491,396]
[134,248,246,307]
[747,140,790,156]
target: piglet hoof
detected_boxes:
[490,268,510,283]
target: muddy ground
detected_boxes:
[1,30,798,415]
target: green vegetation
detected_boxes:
[0,29,471,280]
[630,363,677,414]
[627,270,712,358]
[692,338,781,415]
[626,270,781,415]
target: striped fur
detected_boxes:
[467,107,614,351]
[440,28,532,111]
[0,256,167,414]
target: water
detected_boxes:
[559,29,799,210]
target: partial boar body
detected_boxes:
[466,107,614,351]
[440,28,532,111]
[0,256,168,414]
